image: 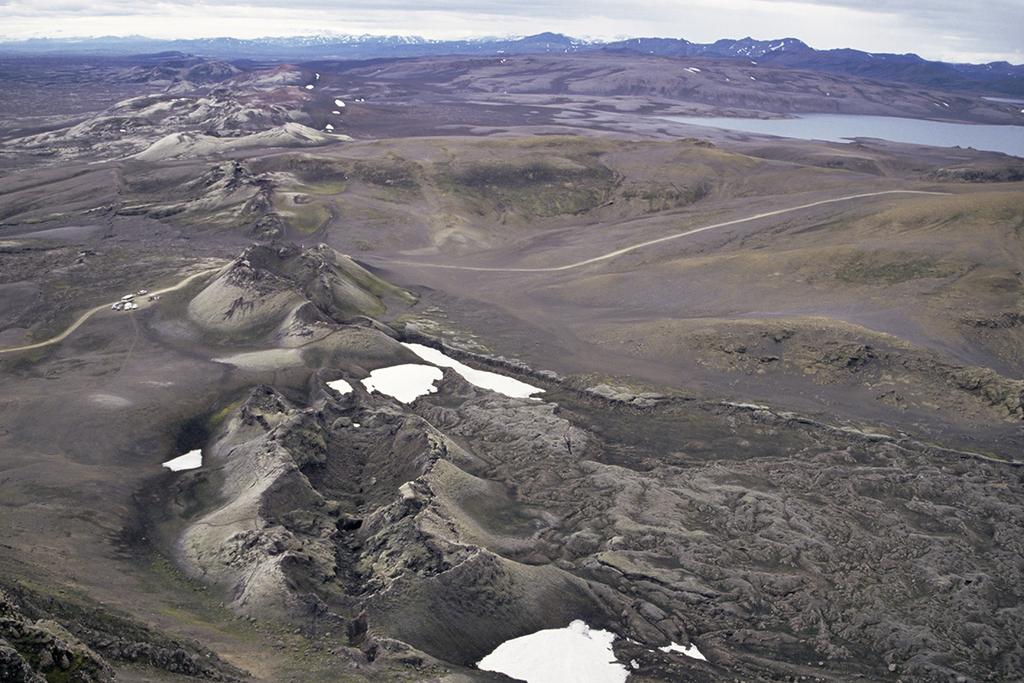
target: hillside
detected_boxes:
[0,48,1022,683]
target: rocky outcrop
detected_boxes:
[928,165,1024,183]
[118,160,274,229]
[964,311,1024,329]
[168,332,1024,682]
[133,123,336,162]
[677,320,1024,421]
[0,591,113,683]
[188,242,416,340]
[173,373,629,668]
[8,88,317,162]
[177,385,334,616]
[583,383,668,409]
[0,584,243,682]
[0,642,44,683]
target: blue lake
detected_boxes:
[660,113,1024,158]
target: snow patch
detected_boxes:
[305,84,314,90]
[478,620,629,683]
[361,364,442,404]
[685,67,701,73]
[163,449,202,472]
[402,343,543,399]
[658,642,707,661]
[327,378,352,395]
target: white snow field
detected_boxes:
[162,449,202,471]
[477,620,628,683]
[327,378,353,395]
[659,641,707,661]
[402,343,543,399]
[360,364,443,403]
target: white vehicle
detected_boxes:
[120,294,135,301]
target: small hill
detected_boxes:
[187,242,415,339]
[134,123,339,162]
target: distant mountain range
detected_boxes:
[3,32,1023,96]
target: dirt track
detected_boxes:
[384,190,951,272]
[0,266,223,354]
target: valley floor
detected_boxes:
[1,52,1023,682]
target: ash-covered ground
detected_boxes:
[1,52,1022,682]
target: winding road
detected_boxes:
[384,190,950,273]
[0,266,223,355]
[0,190,949,355]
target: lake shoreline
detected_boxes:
[658,112,1024,157]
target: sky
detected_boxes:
[0,0,1021,64]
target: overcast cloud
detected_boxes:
[0,0,1020,64]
